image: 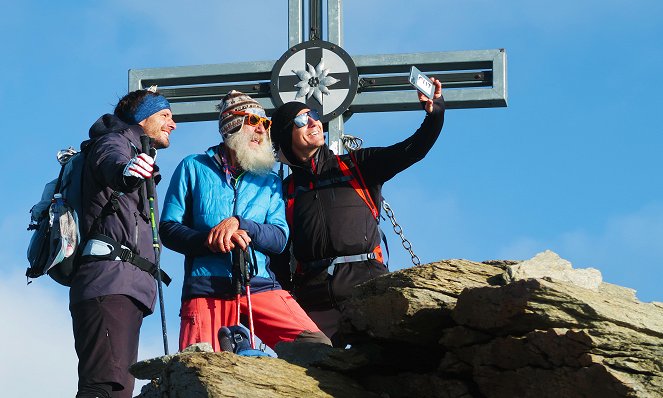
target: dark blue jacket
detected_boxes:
[69,114,159,314]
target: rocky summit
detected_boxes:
[133,250,663,397]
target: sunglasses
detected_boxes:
[230,111,272,130]
[292,109,320,128]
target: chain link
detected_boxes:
[341,134,364,152]
[382,200,421,266]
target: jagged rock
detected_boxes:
[359,373,473,398]
[452,278,663,336]
[503,250,602,291]
[136,380,160,398]
[450,278,663,396]
[340,259,504,344]
[273,341,371,371]
[135,252,663,398]
[130,342,213,380]
[159,352,377,398]
[599,282,639,302]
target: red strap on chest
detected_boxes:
[286,177,295,227]
[336,153,379,220]
[285,152,378,228]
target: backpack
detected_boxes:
[26,145,91,286]
[25,140,117,286]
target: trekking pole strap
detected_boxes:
[81,234,172,286]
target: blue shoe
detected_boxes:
[217,325,254,354]
[218,326,235,352]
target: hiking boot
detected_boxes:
[218,326,235,352]
[218,325,251,353]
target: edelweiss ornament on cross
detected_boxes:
[128,0,507,154]
[271,39,358,124]
[294,61,340,102]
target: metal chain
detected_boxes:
[341,134,364,152]
[382,200,421,266]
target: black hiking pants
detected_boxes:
[295,259,388,345]
[70,294,144,398]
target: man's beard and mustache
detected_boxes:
[225,126,276,175]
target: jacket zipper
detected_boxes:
[232,171,245,215]
[133,211,139,250]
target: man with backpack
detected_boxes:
[269,78,444,345]
[70,88,176,398]
[159,91,331,353]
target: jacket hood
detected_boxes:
[88,113,132,139]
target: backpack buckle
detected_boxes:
[118,247,135,262]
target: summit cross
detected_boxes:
[128,0,507,154]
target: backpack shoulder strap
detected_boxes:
[336,153,379,220]
[285,176,295,227]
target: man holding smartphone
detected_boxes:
[270,77,444,345]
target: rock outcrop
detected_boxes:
[134,251,663,397]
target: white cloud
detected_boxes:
[0,269,77,397]
[0,265,177,397]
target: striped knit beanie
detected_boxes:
[218,90,266,138]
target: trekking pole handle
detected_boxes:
[140,135,156,198]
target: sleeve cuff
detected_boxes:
[237,216,259,237]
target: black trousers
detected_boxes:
[295,260,388,344]
[70,295,144,398]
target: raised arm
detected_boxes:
[352,78,445,184]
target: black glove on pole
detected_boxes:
[141,135,169,355]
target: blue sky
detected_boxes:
[1,1,662,396]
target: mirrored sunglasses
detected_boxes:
[292,109,320,128]
[230,111,272,130]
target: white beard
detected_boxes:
[225,126,276,175]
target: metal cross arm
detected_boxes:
[351,48,507,114]
[128,48,506,123]
[128,60,276,123]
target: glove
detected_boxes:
[123,153,154,179]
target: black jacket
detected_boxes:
[284,96,445,267]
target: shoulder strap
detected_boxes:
[285,154,380,226]
[285,177,295,227]
[336,153,379,220]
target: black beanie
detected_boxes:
[270,101,309,165]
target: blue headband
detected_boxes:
[131,94,171,124]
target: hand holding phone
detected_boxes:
[409,66,435,99]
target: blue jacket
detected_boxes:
[160,145,288,301]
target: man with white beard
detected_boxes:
[160,91,331,353]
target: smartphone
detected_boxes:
[409,66,435,99]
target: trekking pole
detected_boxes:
[245,244,259,349]
[232,246,243,327]
[244,271,255,349]
[232,246,256,349]
[140,136,169,355]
